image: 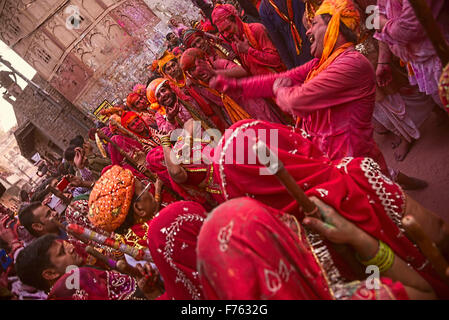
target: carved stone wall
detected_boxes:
[0,0,201,118]
[12,73,92,159]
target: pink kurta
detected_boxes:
[375,0,449,102]
[235,48,386,168]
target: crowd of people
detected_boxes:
[1,0,449,300]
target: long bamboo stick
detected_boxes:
[402,215,449,285]
[253,140,318,216]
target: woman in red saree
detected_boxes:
[147,201,207,300]
[146,125,219,211]
[197,197,435,299]
[210,119,449,297]
[148,118,449,297]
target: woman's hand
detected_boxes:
[135,263,164,300]
[0,215,18,245]
[376,63,392,87]
[303,197,365,246]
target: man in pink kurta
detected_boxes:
[213,47,386,168]
[211,4,286,76]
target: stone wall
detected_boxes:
[0,0,202,118]
[12,73,93,157]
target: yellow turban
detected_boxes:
[157,51,178,74]
[315,0,360,65]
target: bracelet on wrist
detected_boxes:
[356,240,395,273]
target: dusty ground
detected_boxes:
[374,111,449,222]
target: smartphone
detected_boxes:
[57,177,69,192]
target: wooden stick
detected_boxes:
[67,223,153,262]
[407,0,449,65]
[85,247,144,279]
[253,140,318,216]
[402,215,449,285]
[253,141,365,277]
[85,246,118,270]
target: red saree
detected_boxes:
[209,119,449,298]
[147,201,207,300]
[197,197,409,300]
[48,267,138,300]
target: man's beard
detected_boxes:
[163,92,178,108]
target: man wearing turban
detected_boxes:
[126,84,157,129]
[211,3,286,76]
[154,50,227,131]
[211,0,428,190]
[180,48,282,123]
[182,28,240,65]
[147,78,216,134]
[211,0,386,168]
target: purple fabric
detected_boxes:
[375,0,449,98]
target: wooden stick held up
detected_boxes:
[402,215,449,285]
[253,140,318,216]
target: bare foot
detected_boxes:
[391,135,402,149]
[394,138,413,161]
[396,172,428,190]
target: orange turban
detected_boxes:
[88,165,135,233]
[146,78,168,115]
[315,0,360,65]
